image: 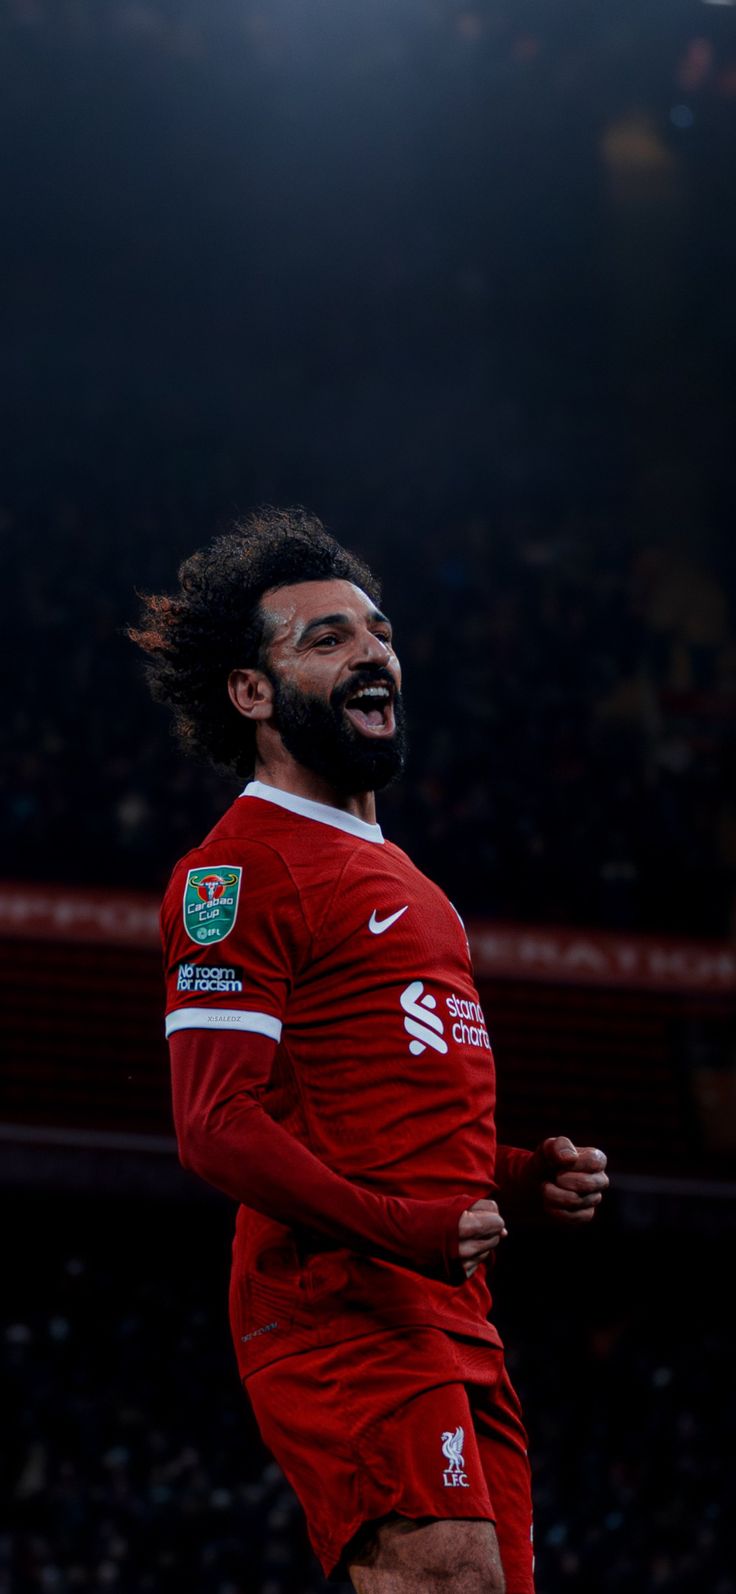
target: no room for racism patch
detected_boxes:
[183,866,242,945]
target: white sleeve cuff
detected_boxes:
[165,1007,283,1041]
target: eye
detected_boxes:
[315,633,339,647]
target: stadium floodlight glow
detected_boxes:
[700,0,735,8]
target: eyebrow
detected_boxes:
[297,609,392,643]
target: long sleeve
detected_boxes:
[493,1142,540,1219]
[170,1028,474,1282]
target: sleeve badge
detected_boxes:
[183,866,242,946]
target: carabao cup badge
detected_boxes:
[183,867,242,945]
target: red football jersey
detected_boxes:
[161,782,529,1375]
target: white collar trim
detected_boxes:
[241,780,384,843]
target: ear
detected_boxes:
[228,668,274,722]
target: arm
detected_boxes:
[170,1027,475,1281]
[494,1144,535,1199]
[489,1143,538,1220]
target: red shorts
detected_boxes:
[245,1326,535,1591]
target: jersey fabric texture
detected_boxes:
[246,1327,535,1588]
[161,782,533,1377]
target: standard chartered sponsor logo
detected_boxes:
[400,982,491,1054]
[400,981,449,1055]
[176,963,243,994]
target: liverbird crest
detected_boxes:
[441,1426,465,1472]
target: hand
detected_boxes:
[458,1199,508,1277]
[535,1136,609,1224]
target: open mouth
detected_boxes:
[343,683,396,738]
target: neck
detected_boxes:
[253,751,378,824]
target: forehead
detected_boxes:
[260,579,381,641]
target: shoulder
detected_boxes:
[161,797,305,943]
[363,837,450,904]
[332,835,462,934]
[164,792,301,890]
[160,795,356,956]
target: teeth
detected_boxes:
[353,687,389,700]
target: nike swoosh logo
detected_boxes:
[369,906,408,935]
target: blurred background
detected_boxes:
[2,0,736,1589]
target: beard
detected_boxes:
[266,667,407,796]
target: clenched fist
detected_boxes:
[458,1199,507,1277]
[534,1136,609,1223]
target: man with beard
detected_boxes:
[130,507,608,1594]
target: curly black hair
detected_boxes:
[128,505,381,775]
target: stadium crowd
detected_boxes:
[7,496,735,937]
[5,0,735,939]
[4,1198,733,1594]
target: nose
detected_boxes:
[350,626,393,668]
